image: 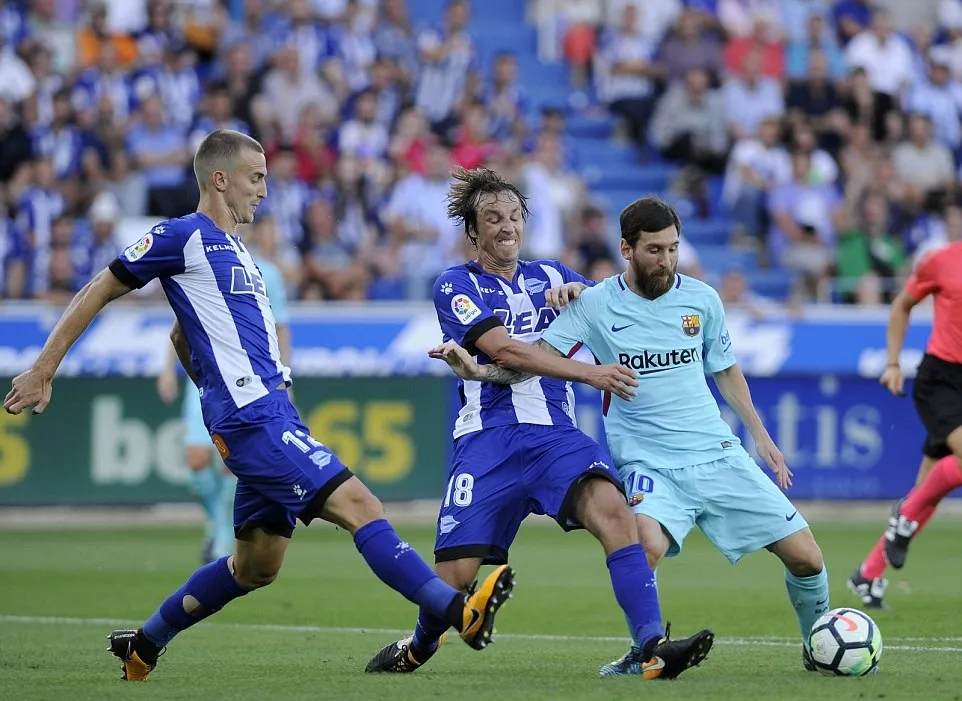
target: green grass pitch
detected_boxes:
[1,515,961,700]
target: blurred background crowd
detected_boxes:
[0,0,959,311]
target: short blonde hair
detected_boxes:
[193,129,264,191]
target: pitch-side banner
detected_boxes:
[0,303,935,379]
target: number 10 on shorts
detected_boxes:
[443,473,474,507]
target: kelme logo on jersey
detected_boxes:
[493,307,558,336]
[451,294,482,324]
[681,314,701,337]
[618,347,701,374]
[123,233,153,262]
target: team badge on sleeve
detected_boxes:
[451,294,482,324]
[681,314,701,337]
[123,233,154,262]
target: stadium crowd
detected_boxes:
[0,0,960,307]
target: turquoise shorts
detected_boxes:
[621,450,808,564]
[181,379,211,447]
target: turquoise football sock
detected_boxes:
[785,567,830,647]
[212,470,237,559]
[188,467,219,540]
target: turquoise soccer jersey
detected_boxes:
[541,273,740,471]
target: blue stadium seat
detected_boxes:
[695,245,758,272]
[747,270,797,301]
[584,163,675,191]
[575,139,638,166]
[681,218,731,246]
[565,114,615,139]
[367,277,407,301]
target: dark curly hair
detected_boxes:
[446,166,529,247]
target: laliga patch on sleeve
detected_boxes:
[123,233,154,262]
[451,294,482,324]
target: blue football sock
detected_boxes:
[142,556,248,650]
[785,567,830,647]
[623,568,658,649]
[606,545,664,655]
[412,607,452,655]
[188,467,219,540]
[354,520,463,628]
[212,471,237,560]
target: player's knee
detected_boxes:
[435,558,481,593]
[635,518,668,567]
[230,554,281,590]
[778,529,824,577]
[320,476,385,533]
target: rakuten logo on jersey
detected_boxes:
[618,348,701,374]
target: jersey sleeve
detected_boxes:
[108,225,186,289]
[703,288,736,373]
[905,248,942,301]
[432,269,501,355]
[541,287,601,356]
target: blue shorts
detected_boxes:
[621,450,808,564]
[211,389,354,539]
[181,380,211,447]
[434,424,622,565]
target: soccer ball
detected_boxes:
[808,608,882,676]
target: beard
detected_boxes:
[632,259,676,299]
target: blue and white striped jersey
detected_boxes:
[109,212,291,428]
[433,260,593,440]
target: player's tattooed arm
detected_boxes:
[479,339,563,385]
[428,339,564,385]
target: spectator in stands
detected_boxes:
[767,150,842,297]
[521,131,583,259]
[844,9,914,99]
[414,0,476,138]
[125,93,192,218]
[718,0,783,39]
[77,0,138,71]
[835,190,907,304]
[451,101,497,169]
[892,113,956,210]
[786,12,845,81]
[658,9,725,87]
[260,145,312,265]
[262,46,338,144]
[911,200,962,265]
[597,3,660,150]
[840,65,897,143]
[724,16,785,80]
[374,0,418,86]
[788,120,838,184]
[0,34,35,107]
[586,256,620,282]
[27,0,77,76]
[723,115,789,244]
[382,141,458,299]
[904,49,962,153]
[786,50,845,154]
[485,52,528,142]
[649,68,729,173]
[301,196,372,301]
[339,88,390,160]
[832,0,874,46]
[572,205,617,272]
[717,266,781,319]
[606,0,681,47]
[723,48,785,140]
[13,156,64,298]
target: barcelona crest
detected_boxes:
[681,314,701,337]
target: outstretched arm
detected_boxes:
[712,363,792,489]
[4,268,132,415]
[433,339,563,385]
